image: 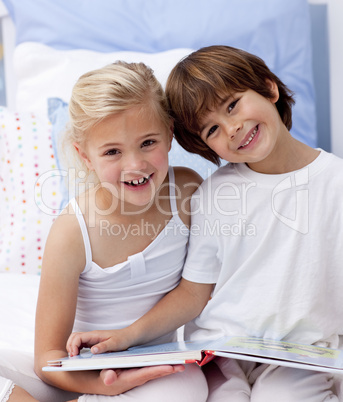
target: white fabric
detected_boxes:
[0,377,14,402]
[71,167,189,345]
[204,358,338,401]
[183,150,343,348]
[0,274,40,353]
[0,350,79,401]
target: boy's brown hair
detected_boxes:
[166,45,295,165]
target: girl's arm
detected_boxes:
[34,208,106,394]
[34,208,181,395]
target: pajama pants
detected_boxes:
[203,357,340,402]
[0,350,208,402]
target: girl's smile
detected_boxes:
[122,173,153,188]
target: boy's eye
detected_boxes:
[228,99,238,113]
[142,139,155,147]
[207,125,219,138]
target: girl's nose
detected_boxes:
[122,151,148,172]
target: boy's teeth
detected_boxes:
[242,126,258,147]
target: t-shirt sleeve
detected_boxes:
[182,191,221,284]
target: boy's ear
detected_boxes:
[73,142,94,170]
[168,120,174,151]
[266,79,279,103]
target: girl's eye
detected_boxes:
[105,149,120,156]
[142,139,155,147]
[207,125,219,138]
[228,99,238,113]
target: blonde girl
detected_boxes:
[0,61,207,402]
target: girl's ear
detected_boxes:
[73,142,94,170]
[266,79,279,103]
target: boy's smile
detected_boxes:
[238,125,259,149]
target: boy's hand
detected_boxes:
[66,328,133,357]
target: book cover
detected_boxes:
[43,336,343,375]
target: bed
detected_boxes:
[0,0,342,396]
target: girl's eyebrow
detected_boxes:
[99,133,161,149]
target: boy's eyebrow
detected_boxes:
[199,96,232,133]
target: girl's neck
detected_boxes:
[247,129,320,174]
[92,179,171,223]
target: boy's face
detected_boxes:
[198,82,287,173]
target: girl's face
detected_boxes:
[76,105,172,210]
[199,81,287,172]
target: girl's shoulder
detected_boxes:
[172,166,203,225]
[49,200,85,245]
[43,201,87,276]
[172,166,203,195]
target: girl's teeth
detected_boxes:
[127,175,150,186]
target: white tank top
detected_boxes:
[70,167,188,344]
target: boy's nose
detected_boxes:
[226,120,242,140]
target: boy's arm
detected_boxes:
[130,278,214,345]
[67,278,214,356]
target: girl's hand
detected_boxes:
[100,365,185,388]
[66,328,133,357]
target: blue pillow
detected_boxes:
[5,0,316,147]
[48,98,70,209]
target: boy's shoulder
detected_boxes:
[199,162,238,187]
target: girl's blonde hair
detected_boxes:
[62,61,170,186]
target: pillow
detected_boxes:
[6,0,317,146]
[14,43,193,113]
[0,108,63,274]
[48,98,219,209]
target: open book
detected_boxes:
[43,336,343,375]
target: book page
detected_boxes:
[208,337,343,369]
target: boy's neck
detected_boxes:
[246,131,320,175]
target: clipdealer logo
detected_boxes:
[271,168,309,234]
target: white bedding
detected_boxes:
[0,274,39,353]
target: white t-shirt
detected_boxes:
[183,150,343,348]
